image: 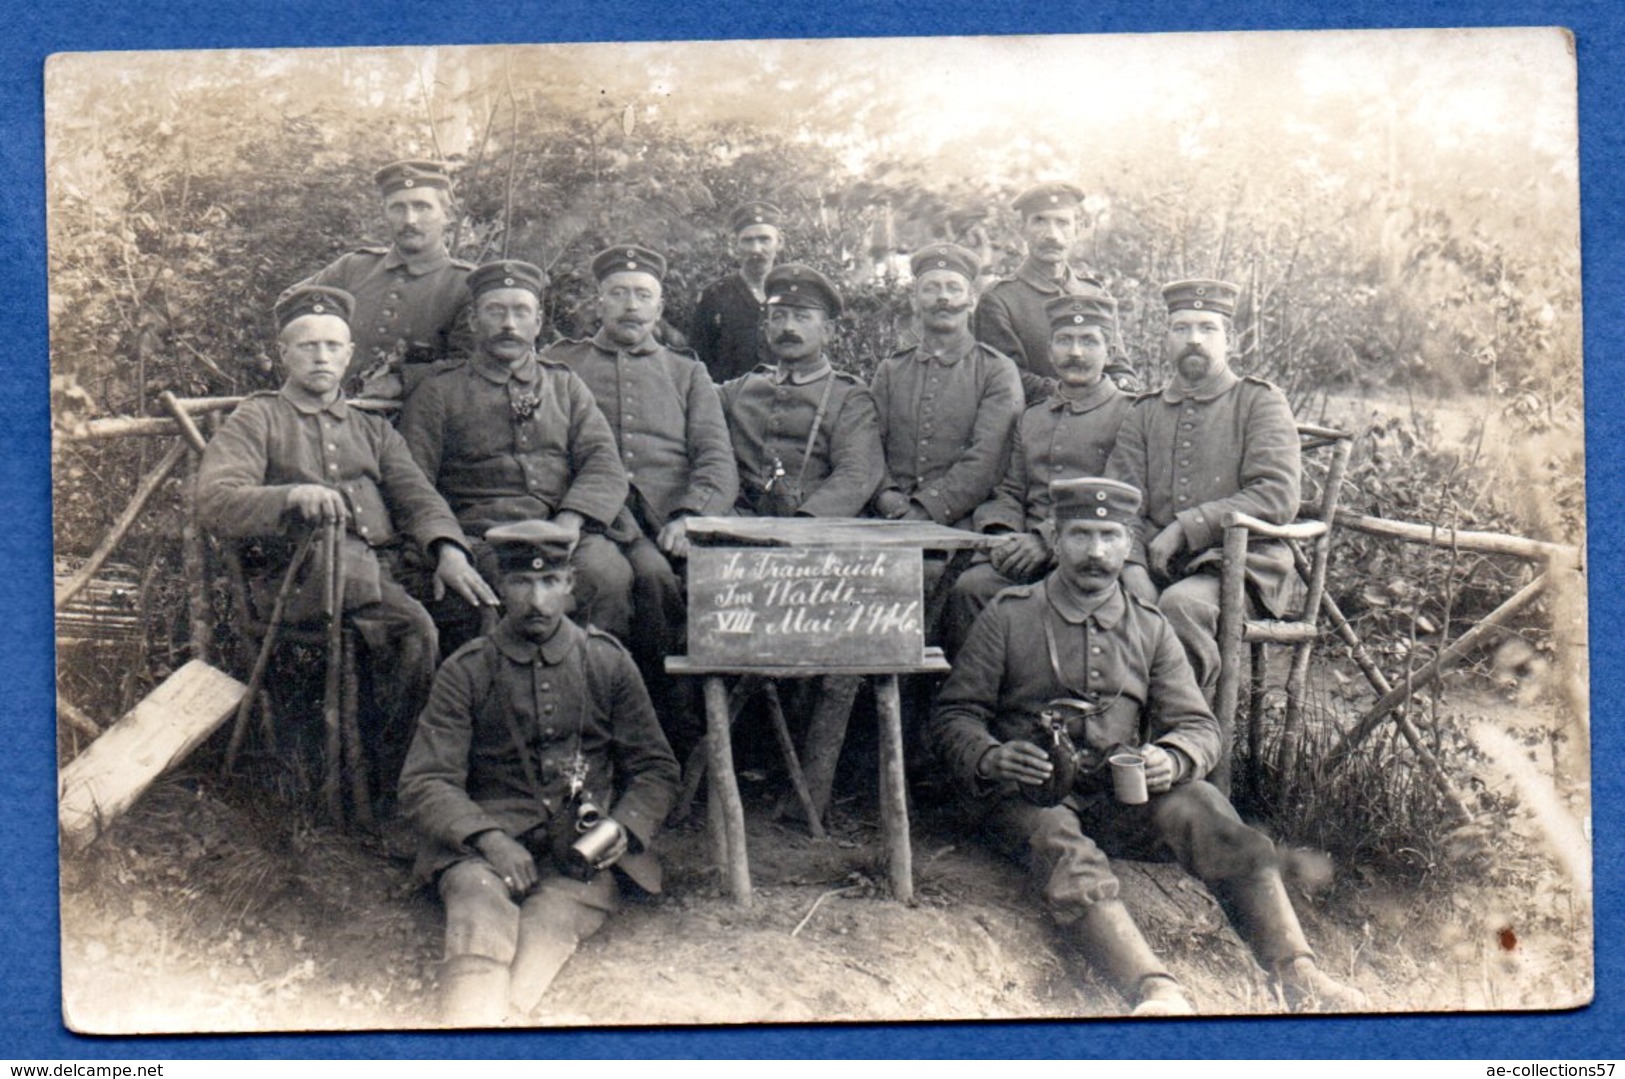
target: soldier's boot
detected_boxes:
[1221,870,1368,1012]
[1070,899,1196,1017]
[439,955,512,1028]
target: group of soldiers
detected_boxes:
[194,159,1366,1026]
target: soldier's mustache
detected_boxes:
[773,332,804,344]
[930,301,972,315]
[1179,344,1210,360]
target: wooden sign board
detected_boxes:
[687,546,925,668]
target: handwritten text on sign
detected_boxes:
[687,546,925,668]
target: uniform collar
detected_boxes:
[1048,377,1119,414]
[1016,257,1074,295]
[1044,574,1127,629]
[382,245,453,276]
[1160,364,1239,404]
[735,272,769,302]
[471,347,539,386]
[278,384,348,419]
[913,331,977,367]
[590,326,662,357]
[491,616,583,665]
[772,359,832,385]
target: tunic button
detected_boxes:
[1181,440,1192,448]
[1091,670,1102,680]
[1091,646,1102,655]
[543,704,555,715]
[327,443,338,451]
[377,326,388,334]
[1179,460,1190,468]
[359,525,370,535]
[541,682,551,691]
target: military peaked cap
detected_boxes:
[1162,278,1240,318]
[1013,182,1086,216]
[765,264,842,317]
[486,520,578,575]
[1045,292,1117,330]
[468,260,547,299]
[1051,477,1141,526]
[728,201,784,233]
[909,242,980,283]
[374,159,453,195]
[591,244,667,282]
[275,285,355,329]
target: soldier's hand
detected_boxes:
[977,740,1054,785]
[1148,522,1186,579]
[874,489,911,520]
[1121,563,1160,604]
[553,511,585,541]
[474,830,538,898]
[287,484,349,525]
[992,533,1050,580]
[433,543,499,607]
[1138,743,1182,793]
[900,501,933,522]
[657,516,690,559]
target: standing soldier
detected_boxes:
[929,477,1364,1017]
[719,264,884,821]
[689,201,784,384]
[973,182,1136,403]
[198,285,494,813]
[1107,279,1302,793]
[400,520,679,1026]
[400,259,633,655]
[948,292,1134,653]
[297,159,474,401]
[544,244,738,751]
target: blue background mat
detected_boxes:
[3,0,1617,1059]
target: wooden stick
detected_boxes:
[703,675,752,905]
[340,629,372,828]
[156,391,209,454]
[56,695,102,739]
[1334,511,1578,565]
[874,674,914,904]
[62,397,399,441]
[762,681,826,840]
[222,530,319,775]
[55,439,188,611]
[1323,572,1551,765]
[321,521,346,824]
[1212,520,1251,798]
[674,675,760,820]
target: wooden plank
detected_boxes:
[874,674,914,904]
[687,546,926,669]
[685,516,1000,552]
[58,660,247,852]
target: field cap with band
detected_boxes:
[728,201,783,234]
[909,242,980,284]
[275,285,355,329]
[468,260,546,300]
[1013,182,1086,216]
[1161,278,1240,318]
[1045,293,1117,330]
[591,244,667,282]
[765,264,843,317]
[1051,476,1142,527]
[374,159,452,195]
[486,520,578,575]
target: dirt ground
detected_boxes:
[58,675,1592,1036]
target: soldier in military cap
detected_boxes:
[543,244,738,751]
[689,200,785,384]
[399,519,679,1026]
[718,264,885,821]
[1106,278,1303,794]
[400,259,634,656]
[947,291,1135,654]
[295,159,475,401]
[198,285,495,812]
[973,182,1137,404]
[929,477,1364,1017]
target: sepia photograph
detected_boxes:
[46,27,1587,1036]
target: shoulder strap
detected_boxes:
[793,374,837,493]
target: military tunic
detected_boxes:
[399,349,633,643]
[870,336,1022,528]
[690,273,770,384]
[719,361,885,518]
[399,617,680,885]
[197,386,467,795]
[973,259,1137,403]
[929,575,1279,922]
[299,245,474,395]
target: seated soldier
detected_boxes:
[398,521,680,1027]
[928,477,1365,1016]
[946,292,1132,655]
[197,285,494,813]
[399,259,633,656]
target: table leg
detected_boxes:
[703,675,753,905]
[874,673,914,903]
